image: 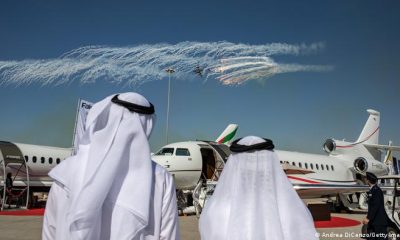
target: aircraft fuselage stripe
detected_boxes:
[336,127,379,148]
[287,176,321,184]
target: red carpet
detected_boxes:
[0,209,361,229]
[314,216,361,228]
[0,208,45,216]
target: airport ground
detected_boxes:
[0,212,367,240]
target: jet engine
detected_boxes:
[353,157,368,173]
[323,139,336,153]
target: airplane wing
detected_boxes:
[294,184,370,198]
[294,183,394,199]
[364,143,400,151]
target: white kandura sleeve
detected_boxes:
[42,182,61,240]
[160,173,180,240]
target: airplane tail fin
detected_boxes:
[216,124,238,145]
[357,109,380,145]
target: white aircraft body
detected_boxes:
[0,142,71,189]
[1,109,398,205]
[152,109,400,201]
[1,124,239,191]
[152,124,237,189]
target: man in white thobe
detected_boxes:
[199,136,318,240]
[42,92,180,240]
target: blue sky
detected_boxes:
[0,0,399,154]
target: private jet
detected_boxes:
[152,109,400,210]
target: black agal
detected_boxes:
[111,94,155,114]
[230,138,275,153]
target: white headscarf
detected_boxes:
[199,136,318,240]
[49,92,156,239]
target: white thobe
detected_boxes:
[43,162,180,240]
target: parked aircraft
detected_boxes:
[1,109,398,211]
[0,124,239,191]
[152,110,400,210]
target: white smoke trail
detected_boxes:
[0,41,330,86]
[213,56,333,85]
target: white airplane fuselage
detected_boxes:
[6,141,387,190]
[152,141,230,190]
[0,124,239,191]
[151,141,389,191]
[0,142,71,188]
[276,149,388,185]
[0,109,392,200]
[152,109,392,199]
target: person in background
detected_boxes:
[5,172,13,207]
[5,173,13,191]
[362,172,389,240]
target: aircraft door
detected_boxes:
[200,148,216,180]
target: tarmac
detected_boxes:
[0,212,368,240]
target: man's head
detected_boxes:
[6,172,11,178]
[59,92,157,238]
[366,172,378,186]
[230,136,274,153]
[82,92,156,146]
[111,93,156,138]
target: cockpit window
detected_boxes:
[176,148,190,156]
[155,148,174,156]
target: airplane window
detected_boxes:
[326,164,329,171]
[24,156,29,162]
[292,162,296,166]
[316,164,319,170]
[41,157,45,164]
[33,156,37,163]
[331,165,334,171]
[49,157,53,164]
[176,148,190,156]
[56,158,60,164]
[155,148,174,156]
[280,161,283,164]
[305,163,308,169]
[321,165,324,170]
[298,162,302,168]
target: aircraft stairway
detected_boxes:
[0,141,30,211]
[192,153,225,217]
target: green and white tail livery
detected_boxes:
[215,124,239,145]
